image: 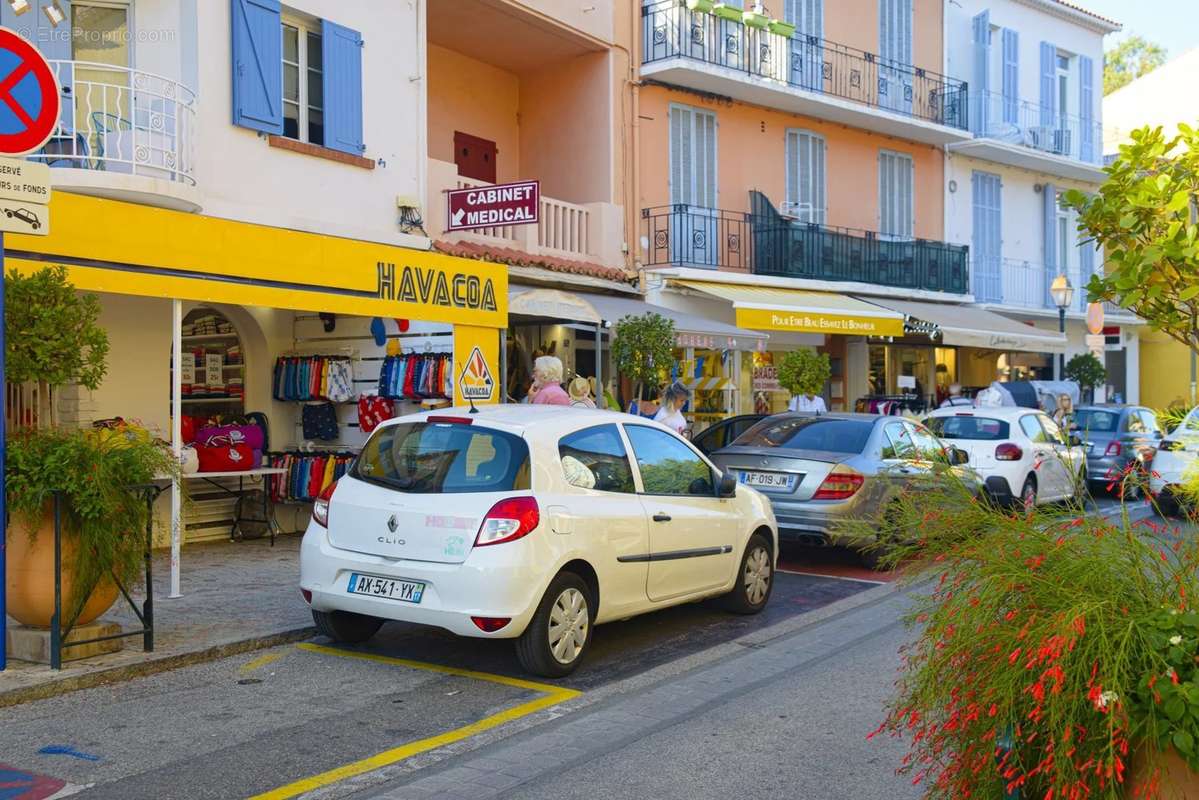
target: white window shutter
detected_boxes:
[785,130,799,211]
[813,135,826,223]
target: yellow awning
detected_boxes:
[5,193,508,328]
[674,280,905,336]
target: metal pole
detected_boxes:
[51,492,61,670]
[1058,307,1067,380]
[170,299,182,598]
[1191,351,1196,407]
[594,323,602,405]
[143,488,153,652]
[0,230,6,672]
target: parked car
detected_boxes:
[1150,405,1199,514]
[691,413,765,455]
[707,413,976,569]
[1070,405,1161,495]
[925,406,1087,508]
[300,406,778,677]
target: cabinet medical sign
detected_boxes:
[446,180,539,233]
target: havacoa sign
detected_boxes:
[445,179,539,233]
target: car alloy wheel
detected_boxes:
[743,545,772,606]
[548,587,589,665]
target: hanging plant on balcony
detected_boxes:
[686,0,716,12]
[767,19,796,37]
[741,4,770,29]
[712,2,743,23]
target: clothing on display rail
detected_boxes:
[267,451,355,503]
[272,356,355,403]
[377,352,451,401]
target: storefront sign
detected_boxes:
[735,307,905,337]
[752,365,780,392]
[445,180,539,233]
[376,262,498,313]
[676,333,745,350]
[457,346,495,402]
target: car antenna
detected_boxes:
[468,395,479,414]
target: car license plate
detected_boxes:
[738,470,797,490]
[347,573,425,604]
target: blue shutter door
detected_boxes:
[1043,183,1057,308]
[1002,29,1018,125]
[1039,41,1056,127]
[972,171,1002,304]
[322,20,365,155]
[971,11,989,135]
[231,0,283,133]
[1079,234,1094,310]
[1079,54,1094,163]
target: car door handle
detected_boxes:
[652,513,672,523]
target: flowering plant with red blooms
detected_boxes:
[845,473,1199,799]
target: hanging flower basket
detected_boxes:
[712,2,743,22]
[741,8,770,28]
[768,19,796,37]
[686,0,716,12]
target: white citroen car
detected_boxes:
[300,406,778,677]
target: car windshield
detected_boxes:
[1073,409,1119,433]
[352,422,530,493]
[925,415,1010,441]
[733,417,874,454]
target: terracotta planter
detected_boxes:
[1130,747,1199,799]
[5,503,119,628]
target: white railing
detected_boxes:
[538,196,591,259]
[973,257,1094,313]
[28,61,196,185]
[970,90,1103,166]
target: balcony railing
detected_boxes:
[641,0,968,130]
[970,90,1102,165]
[643,200,970,295]
[28,61,196,185]
[973,256,1104,313]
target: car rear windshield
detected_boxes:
[926,415,1010,441]
[1073,409,1119,433]
[733,417,874,454]
[352,422,530,493]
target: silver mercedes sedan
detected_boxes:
[708,413,979,569]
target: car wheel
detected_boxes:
[515,572,593,678]
[1020,476,1037,511]
[312,608,383,643]
[723,534,773,614]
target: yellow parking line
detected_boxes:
[238,652,284,674]
[246,643,581,800]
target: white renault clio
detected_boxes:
[300,405,778,677]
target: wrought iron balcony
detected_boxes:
[970,90,1103,165]
[641,0,968,131]
[643,199,970,295]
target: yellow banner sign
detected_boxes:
[736,307,905,336]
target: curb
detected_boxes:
[0,626,316,709]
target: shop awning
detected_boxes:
[673,280,905,337]
[509,287,768,350]
[855,297,1068,354]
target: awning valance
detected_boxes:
[509,287,768,350]
[673,280,906,337]
[856,297,1068,354]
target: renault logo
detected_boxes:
[387,514,398,533]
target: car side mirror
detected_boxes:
[949,447,969,466]
[717,472,737,498]
[1068,433,1083,447]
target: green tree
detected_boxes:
[1063,352,1107,395]
[1104,35,1167,95]
[611,312,676,402]
[1064,125,1199,356]
[777,349,831,397]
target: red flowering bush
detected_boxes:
[854,477,1199,799]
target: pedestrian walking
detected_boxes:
[653,381,690,435]
[529,355,571,405]
[788,391,827,414]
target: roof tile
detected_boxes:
[433,240,634,284]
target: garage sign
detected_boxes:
[446,179,539,233]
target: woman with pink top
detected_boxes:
[529,355,571,406]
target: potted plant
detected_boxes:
[777,348,831,403]
[854,472,1199,799]
[712,2,743,23]
[686,0,715,13]
[768,19,796,37]
[742,3,770,29]
[4,266,176,630]
[611,312,676,415]
[1063,352,1107,403]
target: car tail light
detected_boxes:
[995,443,1023,461]
[475,497,540,546]
[471,616,511,632]
[311,481,337,528]
[1105,441,1122,457]
[428,416,473,425]
[812,466,864,500]
[301,589,312,604]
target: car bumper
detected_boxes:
[299,523,543,639]
[1086,454,1131,485]
[983,475,1016,506]
[768,495,872,547]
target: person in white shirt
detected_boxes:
[653,381,690,435]
[788,392,827,414]
[939,383,972,408]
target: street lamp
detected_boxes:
[1050,273,1074,379]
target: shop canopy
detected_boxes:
[671,280,905,337]
[854,297,1068,354]
[509,287,768,351]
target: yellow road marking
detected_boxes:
[238,652,284,674]
[246,643,581,800]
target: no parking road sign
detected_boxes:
[0,28,59,156]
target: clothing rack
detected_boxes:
[266,451,355,503]
[377,351,452,401]
[855,394,928,415]
[272,354,355,402]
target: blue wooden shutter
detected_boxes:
[971,11,989,135]
[972,171,1002,303]
[231,0,283,133]
[322,20,365,155]
[1039,41,1056,127]
[1079,232,1094,306]
[1043,182,1056,308]
[1002,29,1018,125]
[1079,54,1094,163]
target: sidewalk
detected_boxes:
[1,534,313,707]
